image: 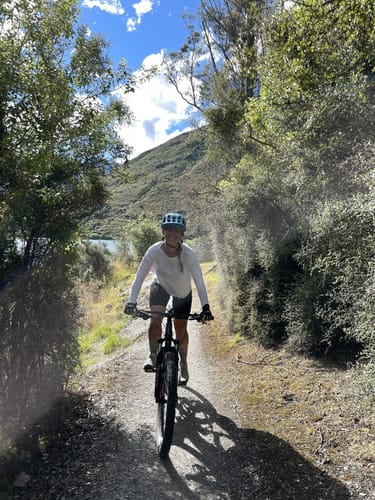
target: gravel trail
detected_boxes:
[18,312,357,499]
[78,319,244,499]
[33,316,349,500]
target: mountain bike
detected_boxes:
[136,308,202,459]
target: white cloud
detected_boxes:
[82,0,125,15]
[126,0,154,32]
[126,17,137,32]
[82,0,155,33]
[133,0,153,16]
[115,51,200,158]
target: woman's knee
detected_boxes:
[150,317,162,329]
[174,319,188,338]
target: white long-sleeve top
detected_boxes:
[128,241,209,306]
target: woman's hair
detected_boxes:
[177,242,184,273]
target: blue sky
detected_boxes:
[79,0,202,158]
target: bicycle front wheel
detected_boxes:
[155,351,178,458]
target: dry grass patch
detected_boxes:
[78,259,135,367]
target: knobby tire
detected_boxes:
[155,351,178,458]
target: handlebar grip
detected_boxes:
[189,313,201,321]
[137,311,150,320]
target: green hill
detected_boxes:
[86,128,213,239]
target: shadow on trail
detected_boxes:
[167,386,350,500]
[2,392,168,500]
[6,388,351,499]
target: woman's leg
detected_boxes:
[174,319,189,354]
[173,292,192,384]
[148,304,165,349]
[172,291,192,356]
[145,282,168,371]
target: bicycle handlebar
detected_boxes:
[136,309,203,322]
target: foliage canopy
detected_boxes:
[163,0,374,382]
[0,0,136,439]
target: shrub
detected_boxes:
[289,197,374,356]
[121,216,160,260]
[79,242,113,282]
[351,355,375,409]
[0,251,80,443]
[186,236,214,262]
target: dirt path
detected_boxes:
[12,269,373,499]
[17,307,370,500]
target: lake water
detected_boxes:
[14,238,120,254]
[89,239,119,253]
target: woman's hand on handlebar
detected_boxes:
[124,302,137,315]
[200,304,214,323]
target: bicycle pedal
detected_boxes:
[144,365,156,373]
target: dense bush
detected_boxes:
[210,1,375,368]
[79,242,113,282]
[0,0,134,448]
[0,251,80,444]
[121,216,161,260]
[287,197,375,354]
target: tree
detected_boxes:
[0,0,136,441]
[163,0,268,154]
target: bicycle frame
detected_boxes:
[136,308,202,458]
[158,312,179,352]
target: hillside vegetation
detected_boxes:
[86,129,212,239]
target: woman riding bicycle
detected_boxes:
[124,212,213,385]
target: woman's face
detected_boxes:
[163,226,183,247]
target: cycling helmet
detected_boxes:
[161,212,186,231]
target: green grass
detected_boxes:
[78,257,135,367]
[201,263,219,284]
[104,334,131,355]
[79,320,128,354]
[229,332,243,348]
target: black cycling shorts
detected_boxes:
[149,281,192,317]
